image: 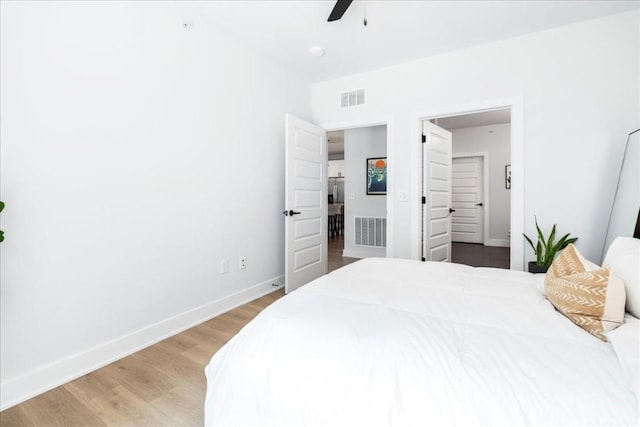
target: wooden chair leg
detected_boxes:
[328,215,336,237]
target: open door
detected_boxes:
[284,114,327,293]
[422,121,453,262]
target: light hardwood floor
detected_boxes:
[0,290,285,427]
[328,233,359,272]
[0,241,358,426]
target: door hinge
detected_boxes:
[421,257,426,262]
[421,196,426,204]
[421,134,426,143]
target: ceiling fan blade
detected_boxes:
[328,0,353,22]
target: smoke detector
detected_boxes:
[309,46,325,58]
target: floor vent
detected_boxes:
[340,89,365,107]
[354,217,386,247]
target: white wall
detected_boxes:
[328,160,345,177]
[312,10,639,265]
[343,126,387,258]
[0,2,310,409]
[452,123,511,246]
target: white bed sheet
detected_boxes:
[204,258,638,426]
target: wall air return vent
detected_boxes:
[340,89,365,107]
[354,217,386,247]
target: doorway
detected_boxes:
[327,130,351,272]
[423,109,512,269]
[327,125,387,272]
[285,116,391,291]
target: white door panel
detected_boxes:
[453,216,479,224]
[452,193,476,203]
[452,156,484,244]
[285,114,327,293]
[422,121,452,262]
[430,192,448,207]
[430,245,448,262]
[453,223,478,233]
[455,208,479,217]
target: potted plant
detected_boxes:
[523,216,577,273]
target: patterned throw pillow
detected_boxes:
[545,244,599,282]
[545,245,626,342]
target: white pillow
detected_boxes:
[603,237,640,318]
[607,314,640,396]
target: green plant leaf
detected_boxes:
[547,224,557,252]
[555,234,576,250]
[523,233,535,252]
[534,216,548,257]
[565,237,578,246]
[536,240,543,265]
[0,201,4,213]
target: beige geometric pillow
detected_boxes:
[545,244,599,283]
[545,265,626,342]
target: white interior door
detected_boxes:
[452,156,484,244]
[284,114,327,293]
[422,121,453,262]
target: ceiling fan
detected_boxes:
[327,0,354,22]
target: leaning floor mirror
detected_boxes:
[602,128,640,262]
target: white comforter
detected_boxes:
[204,258,638,426]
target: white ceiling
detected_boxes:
[435,109,511,131]
[192,0,638,82]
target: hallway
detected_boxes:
[328,236,509,272]
[327,234,359,273]
[451,242,510,269]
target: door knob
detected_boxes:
[449,208,456,213]
[288,210,301,216]
[476,202,483,206]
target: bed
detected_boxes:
[204,130,640,426]
[204,252,638,426]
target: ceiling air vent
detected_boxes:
[340,89,365,108]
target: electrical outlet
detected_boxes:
[220,259,229,274]
[239,256,246,270]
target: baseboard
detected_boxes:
[486,239,510,247]
[0,275,285,411]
